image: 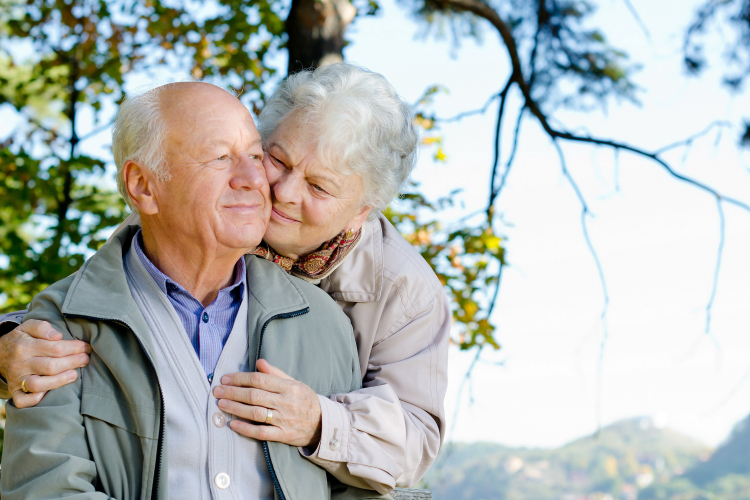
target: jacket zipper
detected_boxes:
[64,314,166,500]
[257,307,310,500]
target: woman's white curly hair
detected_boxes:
[258,63,419,219]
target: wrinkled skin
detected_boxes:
[0,100,372,450]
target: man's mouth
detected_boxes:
[271,207,301,223]
[225,204,262,216]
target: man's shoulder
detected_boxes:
[289,274,351,325]
[27,271,80,316]
[245,255,350,328]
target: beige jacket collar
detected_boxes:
[319,215,385,304]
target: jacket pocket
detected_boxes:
[81,389,159,439]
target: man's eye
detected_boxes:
[217,155,228,161]
[312,184,327,193]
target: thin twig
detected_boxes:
[436,91,503,123]
[78,121,114,143]
[494,107,525,201]
[487,75,516,215]
[704,198,724,351]
[654,121,731,155]
[621,0,652,41]
[553,140,610,433]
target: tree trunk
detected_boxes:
[285,0,357,74]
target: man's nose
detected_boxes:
[230,157,267,191]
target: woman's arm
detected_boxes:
[302,293,451,493]
[0,295,106,499]
[0,315,90,405]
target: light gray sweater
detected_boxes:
[125,245,273,500]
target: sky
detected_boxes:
[3,0,749,451]
[343,0,750,448]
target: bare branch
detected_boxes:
[437,91,503,123]
[621,0,652,41]
[487,74,516,215]
[78,121,114,143]
[553,139,611,434]
[494,108,525,201]
[654,121,731,155]
[704,198,725,349]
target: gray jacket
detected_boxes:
[0,226,380,500]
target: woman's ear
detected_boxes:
[123,160,159,215]
[347,206,372,232]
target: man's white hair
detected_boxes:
[112,82,235,211]
[258,63,419,219]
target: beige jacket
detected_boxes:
[307,213,450,493]
[0,213,450,494]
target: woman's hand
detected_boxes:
[0,320,90,408]
[213,359,322,448]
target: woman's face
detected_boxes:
[262,118,371,259]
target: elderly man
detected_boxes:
[0,82,363,500]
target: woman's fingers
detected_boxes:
[28,352,90,377]
[21,370,79,393]
[11,390,47,409]
[228,419,286,442]
[256,359,294,380]
[213,384,279,408]
[19,320,63,340]
[217,398,278,424]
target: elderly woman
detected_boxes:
[0,63,450,493]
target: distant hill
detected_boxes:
[423,417,712,500]
[686,413,750,485]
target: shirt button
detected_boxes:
[329,438,340,451]
[214,472,230,489]
[213,412,226,428]
[202,312,209,323]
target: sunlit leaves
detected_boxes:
[385,189,505,351]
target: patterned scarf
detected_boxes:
[252,228,362,281]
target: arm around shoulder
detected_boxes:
[0,286,105,499]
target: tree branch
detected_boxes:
[553,139,611,434]
[487,74,516,216]
[622,0,652,41]
[494,108,525,201]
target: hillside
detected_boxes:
[423,417,712,500]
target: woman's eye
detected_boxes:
[312,184,327,194]
[270,155,287,169]
[217,155,228,161]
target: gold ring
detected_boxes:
[21,376,31,394]
[265,408,273,425]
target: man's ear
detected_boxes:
[346,205,372,233]
[123,160,159,215]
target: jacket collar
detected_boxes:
[63,223,309,324]
[319,214,385,303]
[61,224,142,325]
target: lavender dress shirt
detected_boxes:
[133,230,246,382]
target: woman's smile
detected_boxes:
[271,206,301,223]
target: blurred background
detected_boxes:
[1,0,750,498]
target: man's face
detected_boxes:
[150,85,271,253]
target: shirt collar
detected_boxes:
[132,229,246,301]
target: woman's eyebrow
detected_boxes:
[309,172,341,191]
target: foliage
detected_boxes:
[0,0,289,313]
[685,0,750,90]
[684,0,750,145]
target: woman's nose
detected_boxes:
[271,170,303,204]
